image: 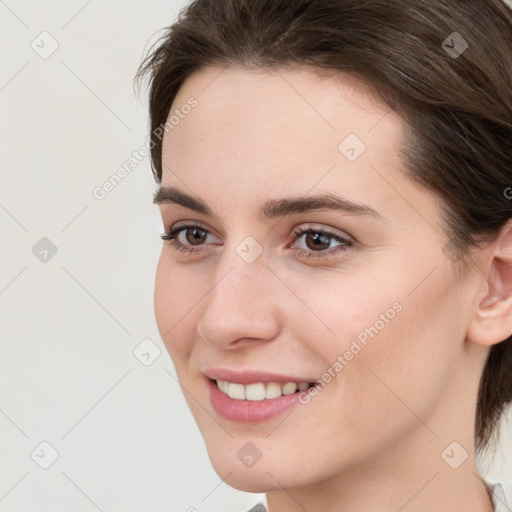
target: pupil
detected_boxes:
[187,228,206,245]
[306,232,329,251]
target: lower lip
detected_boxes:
[208,379,305,423]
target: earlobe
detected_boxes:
[466,219,512,347]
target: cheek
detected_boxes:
[291,261,462,419]
[154,253,201,361]
[276,264,406,359]
[329,269,462,433]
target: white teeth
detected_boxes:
[265,382,282,399]
[245,383,266,401]
[216,380,310,401]
[227,383,245,400]
[282,382,298,395]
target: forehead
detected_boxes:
[163,65,402,169]
[159,65,436,227]
[167,64,397,143]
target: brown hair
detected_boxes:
[135,0,512,454]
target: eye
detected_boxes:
[160,223,220,254]
[160,223,353,259]
[289,226,353,259]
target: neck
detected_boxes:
[267,470,493,512]
[265,433,495,512]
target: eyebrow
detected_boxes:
[153,186,383,219]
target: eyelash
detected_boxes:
[160,223,353,259]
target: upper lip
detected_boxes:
[202,368,316,385]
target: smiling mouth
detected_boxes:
[213,379,316,401]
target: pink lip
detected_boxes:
[207,378,305,423]
[202,367,315,385]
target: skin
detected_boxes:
[154,65,512,512]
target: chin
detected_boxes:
[207,449,312,493]
[224,472,274,493]
[206,453,267,492]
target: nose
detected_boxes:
[196,253,282,350]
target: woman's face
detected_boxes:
[154,66,486,492]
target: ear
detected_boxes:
[466,219,512,347]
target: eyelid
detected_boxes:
[162,221,221,244]
[163,221,353,243]
[290,222,354,242]
[167,220,220,238]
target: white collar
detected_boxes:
[482,478,511,512]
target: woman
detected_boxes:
[136,0,512,510]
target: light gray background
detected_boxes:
[0,1,510,511]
